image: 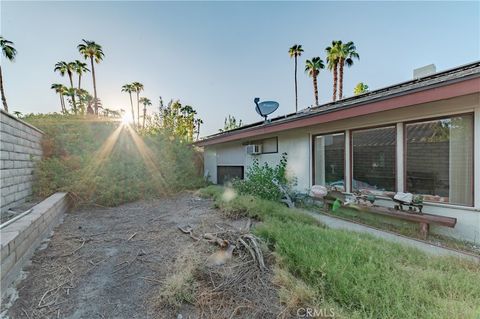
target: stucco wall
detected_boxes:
[0,110,43,213]
[202,93,480,243]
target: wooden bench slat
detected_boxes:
[324,199,457,228]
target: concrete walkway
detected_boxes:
[308,211,480,263]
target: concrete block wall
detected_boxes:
[0,110,43,212]
[0,192,71,296]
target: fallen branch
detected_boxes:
[204,233,228,247]
[61,240,86,257]
[127,232,137,241]
[178,225,200,241]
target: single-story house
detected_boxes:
[195,61,480,243]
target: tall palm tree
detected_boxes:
[325,40,341,102]
[194,118,203,140]
[305,57,325,106]
[74,60,89,90]
[288,44,304,112]
[139,97,152,129]
[51,83,68,113]
[121,83,136,124]
[131,82,144,127]
[78,39,104,115]
[1,37,17,112]
[337,41,359,100]
[54,61,77,112]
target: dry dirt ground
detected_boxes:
[2,192,283,319]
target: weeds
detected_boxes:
[26,115,204,206]
[200,186,480,319]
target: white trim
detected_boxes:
[396,123,404,192]
[309,133,313,187]
[474,107,480,209]
[345,130,351,193]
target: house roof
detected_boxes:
[195,61,480,147]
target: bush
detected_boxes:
[232,152,296,202]
[26,114,205,206]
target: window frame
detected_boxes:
[311,131,346,186]
[350,124,398,194]
[403,112,474,207]
[216,165,245,185]
[261,137,279,154]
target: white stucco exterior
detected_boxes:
[202,93,480,243]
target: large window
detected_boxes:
[313,133,345,190]
[405,114,473,206]
[352,126,396,194]
[217,166,244,185]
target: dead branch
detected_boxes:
[204,233,228,247]
[237,235,266,271]
[127,232,137,241]
[178,225,200,241]
[61,240,86,257]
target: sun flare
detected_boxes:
[121,113,133,126]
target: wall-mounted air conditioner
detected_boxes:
[246,144,262,155]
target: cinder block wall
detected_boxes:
[0,110,43,213]
[1,192,71,296]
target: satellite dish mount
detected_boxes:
[254,97,279,122]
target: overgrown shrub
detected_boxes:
[232,152,296,202]
[26,114,204,206]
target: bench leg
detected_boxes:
[419,222,429,240]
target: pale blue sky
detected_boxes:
[1,1,479,136]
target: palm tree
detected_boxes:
[78,39,104,115]
[288,44,304,112]
[54,61,77,112]
[64,87,77,113]
[139,97,152,129]
[305,57,325,106]
[337,41,359,100]
[195,118,203,140]
[121,83,135,124]
[131,82,144,127]
[325,40,341,102]
[354,82,369,95]
[1,37,17,112]
[74,60,89,90]
[51,83,68,113]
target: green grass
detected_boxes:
[199,185,480,319]
[314,205,480,255]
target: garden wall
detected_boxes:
[0,110,43,213]
[0,192,71,297]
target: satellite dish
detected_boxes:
[254,97,279,121]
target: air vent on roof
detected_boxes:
[413,64,436,79]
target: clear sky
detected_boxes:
[2,1,479,136]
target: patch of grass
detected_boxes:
[200,186,480,319]
[198,185,321,225]
[156,248,201,309]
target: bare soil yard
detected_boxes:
[2,192,282,319]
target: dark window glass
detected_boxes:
[314,133,345,190]
[352,126,396,194]
[406,115,473,206]
[217,166,244,185]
